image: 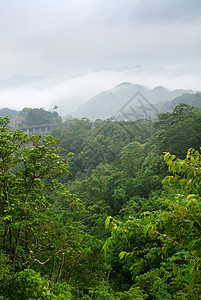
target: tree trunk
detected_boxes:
[67,256,80,284]
[56,254,65,283]
[12,228,21,269]
[49,254,55,286]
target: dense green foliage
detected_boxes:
[19,107,62,126]
[161,92,201,112]
[0,102,201,299]
[0,108,19,119]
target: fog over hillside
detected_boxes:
[1,0,201,113]
[73,82,196,120]
[0,65,200,115]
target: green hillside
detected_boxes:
[1,103,201,298]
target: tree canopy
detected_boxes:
[19,107,62,126]
[0,102,201,299]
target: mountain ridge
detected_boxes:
[73,82,196,120]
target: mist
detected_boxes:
[0,63,200,115]
[1,0,201,114]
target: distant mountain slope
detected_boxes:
[73,82,195,120]
[159,92,201,112]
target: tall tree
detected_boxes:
[104,148,201,298]
[19,107,62,126]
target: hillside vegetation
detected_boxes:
[0,102,201,299]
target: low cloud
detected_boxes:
[1,64,200,115]
[0,0,201,111]
[1,0,201,78]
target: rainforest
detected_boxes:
[0,103,201,299]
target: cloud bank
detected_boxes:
[0,0,201,111]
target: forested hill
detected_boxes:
[73,82,195,120]
[0,103,201,299]
[159,92,201,112]
[1,85,200,124]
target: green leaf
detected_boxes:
[105,216,113,229]
[188,239,197,250]
[119,251,127,260]
[189,264,195,275]
[194,200,201,209]
[185,272,192,284]
[143,223,152,236]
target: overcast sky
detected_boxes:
[0,0,201,111]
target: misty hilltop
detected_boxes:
[0,65,200,113]
[73,82,196,120]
